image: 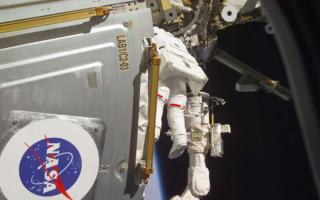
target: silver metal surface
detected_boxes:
[0,7,153,200]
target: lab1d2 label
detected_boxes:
[19,137,82,197]
[117,35,129,71]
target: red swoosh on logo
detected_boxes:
[24,135,73,200]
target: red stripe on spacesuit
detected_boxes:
[168,103,186,109]
[157,93,168,102]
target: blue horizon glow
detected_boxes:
[144,147,164,200]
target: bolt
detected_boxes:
[12,120,18,126]
[120,167,126,173]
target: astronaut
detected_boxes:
[153,27,208,159]
[136,27,208,163]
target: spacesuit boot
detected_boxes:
[169,133,188,159]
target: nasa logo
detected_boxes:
[0,119,100,200]
[19,136,82,198]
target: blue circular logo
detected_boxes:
[19,137,82,197]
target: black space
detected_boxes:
[156,22,318,200]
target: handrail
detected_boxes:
[144,43,160,183]
[0,6,112,33]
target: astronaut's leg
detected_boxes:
[167,76,188,159]
[155,83,170,140]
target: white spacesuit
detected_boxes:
[136,27,208,163]
[153,27,208,159]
